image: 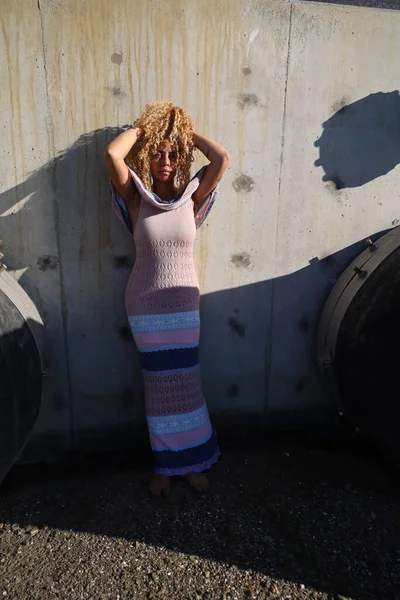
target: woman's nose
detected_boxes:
[163,153,170,166]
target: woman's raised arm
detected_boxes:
[104,127,142,205]
[192,133,230,207]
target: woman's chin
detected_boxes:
[155,173,174,183]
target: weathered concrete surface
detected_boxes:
[1,0,400,458]
[197,2,291,420]
[0,1,71,450]
[270,2,400,412]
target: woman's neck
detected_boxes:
[152,181,177,201]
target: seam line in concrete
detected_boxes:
[277,3,293,201]
[265,0,294,421]
[37,0,75,451]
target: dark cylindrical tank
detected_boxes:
[317,227,400,461]
[0,267,44,484]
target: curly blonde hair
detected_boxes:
[125,101,194,190]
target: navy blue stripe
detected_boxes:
[139,346,199,371]
[154,431,218,469]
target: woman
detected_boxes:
[104,101,230,495]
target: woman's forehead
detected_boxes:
[157,139,175,151]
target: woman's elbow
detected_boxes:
[219,149,230,167]
[104,145,115,161]
[104,146,121,167]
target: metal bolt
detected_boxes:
[354,266,367,278]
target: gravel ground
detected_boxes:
[0,436,399,600]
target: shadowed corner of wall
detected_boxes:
[314,90,400,190]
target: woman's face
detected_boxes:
[150,139,177,183]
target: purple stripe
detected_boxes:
[134,327,200,347]
[150,422,213,451]
[144,379,204,417]
[126,287,200,317]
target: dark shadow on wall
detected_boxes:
[315,91,400,189]
[305,0,400,9]
[0,126,145,457]
[199,232,388,436]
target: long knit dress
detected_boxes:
[110,166,220,475]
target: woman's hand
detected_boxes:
[192,133,230,208]
[105,126,143,161]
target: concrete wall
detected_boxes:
[1,0,400,458]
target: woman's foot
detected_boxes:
[184,472,209,493]
[149,474,171,496]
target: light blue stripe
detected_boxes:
[129,311,200,333]
[151,431,213,452]
[142,365,199,377]
[138,343,198,353]
[147,403,208,435]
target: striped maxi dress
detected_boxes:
[110,166,220,476]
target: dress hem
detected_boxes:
[154,448,220,477]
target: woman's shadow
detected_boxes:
[0,125,129,287]
[0,126,145,447]
[315,90,400,189]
